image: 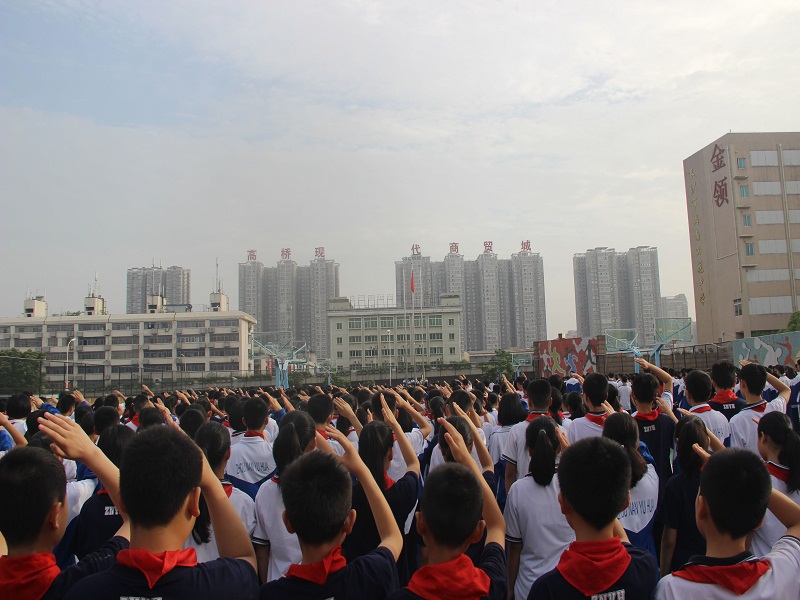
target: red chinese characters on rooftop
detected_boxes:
[314,247,325,259]
[449,242,459,254]
[280,248,291,260]
[521,240,531,252]
[411,244,421,256]
[247,250,257,261]
[710,144,726,172]
[484,241,493,253]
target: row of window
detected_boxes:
[339,347,456,359]
[339,315,452,330]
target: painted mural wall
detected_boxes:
[732,332,800,367]
[538,337,598,376]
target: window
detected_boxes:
[414,333,426,341]
[349,350,362,358]
[336,322,343,330]
[78,323,106,331]
[415,347,426,355]
[397,317,408,327]
[429,333,442,340]
[112,336,139,345]
[209,348,239,356]
[737,157,746,169]
[209,333,238,342]
[177,321,205,329]
[112,322,139,331]
[364,335,378,343]
[365,348,377,357]
[449,347,457,354]
[381,348,394,356]
[364,318,377,329]
[381,334,394,342]
[413,316,426,328]
[739,185,749,198]
[337,351,343,358]
[210,319,238,326]
[349,336,362,343]
[428,315,442,326]
[430,347,443,355]
[348,318,361,330]
[336,337,342,345]
[742,214,752,227]
[449,333,456,340]
[745,242,755,257]
[79,337,105,346]
[380,318,393,328]
[448,319,455,326]
[177,334,204,343]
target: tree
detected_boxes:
[481,349,513,381]
[782,311,800,333]
[288,370,309,388]
[329,372,349,387]
[0,349,45,395]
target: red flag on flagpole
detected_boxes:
[410,270,415,293]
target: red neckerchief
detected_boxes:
[633,410,659,422]
[317,428,330,440]
[556,537,631,596]
[584,412,608,427]
[558,411,565,420]
[673,558,771,594]
[220,480,234,498]
[743,401,767,413]
[526,410,549,422]
[712,390,738,404]
[222,420,230,428]
[0,552,61,600]
[406,552,491,600]
[131,414,140,428]
[766,461,790,483]
[97,487,110,496]
[270,475,280,485]
[244,430,265,439]
[347,427,356,435]
[117,548,197,589]
[690,404,713,414]
[286,545,347,585]
[384,473,395,490]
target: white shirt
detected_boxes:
[67,479,98,524]
[428,426,486,473]
[226,435,276,483]
[657,535,800,599]
[387,429,428,481]
[689,404,731,443]
[750,463,800,557]
[487,425,513,465]
[252,478,302,581]
[618,384,632,412]
[730,399,786,454]
[618,464,659,535]
[185,484,256,563]
[502,413,549,480]
[505,474,574,600]
[8,418,27,440]
[566,414,606,445]
[264,417,279,443]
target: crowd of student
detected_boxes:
[0,357,799,599]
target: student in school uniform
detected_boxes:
[422,390,481,475]
[70,425,135,560]
[376,390,432,481]
[487,392,527,509]
[618,375,633,412]
[505,416,574,600]
[124,394,153,432]
[565,372,611,445]
[0,414,131,600]
[61,424,259,600]
[502,379,554,493]
[708,361,746,420]
[750,412,800,557]
[657,449,800,599]
[730,361,790,454]
[659,417,709,576]
[683,369,730,444]
[5,392,31,440]
[253,411,316,583]
[260,427,403,600]
[603,413,659,558]
[389,419,508,600]
[529,436,659,599]
[187,421,256,563]
[225,397,276,499]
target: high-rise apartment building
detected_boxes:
[573,247,661,347]
[127,266,191,314]
[394,242,547,352]
[661,294,690,319]
[238,248,340,358]
[684,133,800,343]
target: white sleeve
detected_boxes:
[729,416,746,449]
[504,483,523,543]
[502,427,519,465]
[404,429,426,454]
[764,536,800,597]
[252,487,270,544]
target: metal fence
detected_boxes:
[594,341,733,375]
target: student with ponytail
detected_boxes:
[343,396,420,583]
[505,416,574,600]
[751,411,800,556]
[252,410,317,583]
[602,412,659,558]
[187,421,256,563]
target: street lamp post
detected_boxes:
[66,337,77,390]
[387,329,392,386]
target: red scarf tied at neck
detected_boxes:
[286,545,347,585]
[406,553,491,600]
[0,552,61,600]
[584,412,608,427]
[673,559,771,594]
[556,537,631,596]
[633,410,660,422]
[117,547,198,589]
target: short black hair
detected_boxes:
[280,450,352,545]
[132,394,151,413]
[700,449,771,538]
[56,393,77,415]
[711,361,736,390]
[631,373,659,407]
[582,373,608,408]
[684,369,713,404]
[0,447,66,546]
[97,424,136,468]
[438,416,473,463]
[120,426,203,528]
[739,363,768,396]
[137,407,166,431]
[194,421,231,470]
[6,393,31,419]
[526,379,551,410]
[307,394,333,425]
[447,390,473,414]
[558,436,631,530]
[93,406,121,436]
[497,392,526,427]
[242,397,269,431]
[420,463,482,549]
[179,408,205,439]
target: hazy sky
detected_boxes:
[2,1,798,336]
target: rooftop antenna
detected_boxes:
[215,257,220,293]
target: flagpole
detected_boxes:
[411,265,415,383]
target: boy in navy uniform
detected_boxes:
[390,418,507,600]
[708,361,746,420]
[0,414,130,600]
[62,425,259,600]
[529,436,659,599]
[261,426,403,599]
[657,448,800,599]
